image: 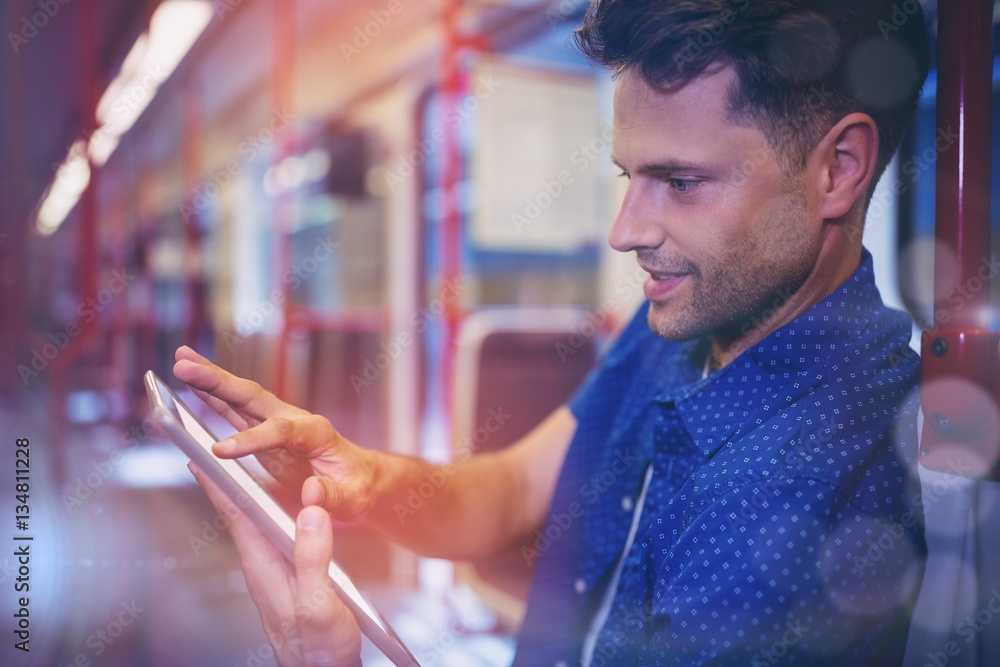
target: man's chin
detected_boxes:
[645,302,704,342]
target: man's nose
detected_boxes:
[608,181,666,253]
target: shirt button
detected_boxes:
[621,496,634,512]
[574,578,587,595]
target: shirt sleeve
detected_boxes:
[603,476,922,666]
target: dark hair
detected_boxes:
[576,0,932,187]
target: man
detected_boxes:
[175,0,931,664]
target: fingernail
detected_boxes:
[214,439,233,454]
[187,461,200,476]
[298,507,325,532]
[174,359,195,371]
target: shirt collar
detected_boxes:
[654,249,884,458]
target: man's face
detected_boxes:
[611,66,822,346]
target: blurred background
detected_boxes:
[0,0,998,665]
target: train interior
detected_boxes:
[2,0,1000,665]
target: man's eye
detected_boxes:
[617,170,630,180]
[668,178,694,192]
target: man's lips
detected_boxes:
[643,270,690,301]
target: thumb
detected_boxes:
[302,476,369,522]
[294,506,362,666]
[295,505,334,582]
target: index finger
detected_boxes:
[174,346,301,422]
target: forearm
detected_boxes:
[361,407,576,561]
[364,449,529,560]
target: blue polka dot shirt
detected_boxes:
[513,251,925,666]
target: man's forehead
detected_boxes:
[611,65,743,145]
[609,65,783,176]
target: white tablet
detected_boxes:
[144,370,422,667]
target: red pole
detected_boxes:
[1,0,29,392]
[933,0,993,328]
[920,0,999,479]
[440,0,465,420]
[48,0,101,485]
[272,0,294,399]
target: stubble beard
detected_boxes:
[645,187,819,349]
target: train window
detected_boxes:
[232,130,384,322]
[418,30,613,310]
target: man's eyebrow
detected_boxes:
[610,155,708,175]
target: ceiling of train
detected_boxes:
[2,0,145,222]
[0,0,584,229]
[0,0,961,238]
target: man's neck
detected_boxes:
[707,235,863,371]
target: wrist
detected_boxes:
[357,444,388,517]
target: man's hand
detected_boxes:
[189,461,363,667]
[174,344,576,564]
[173,346,377,521]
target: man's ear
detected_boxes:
[808,113,879,221]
